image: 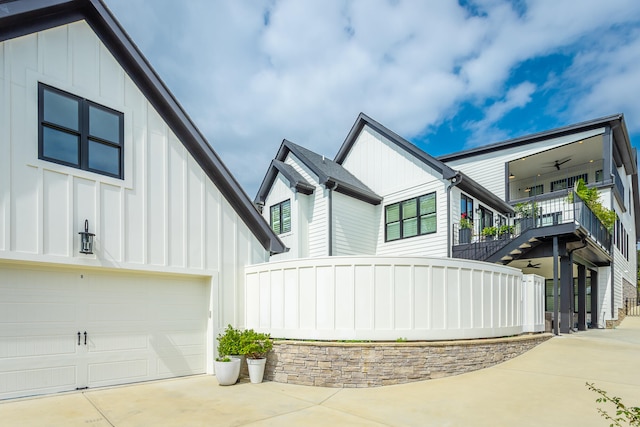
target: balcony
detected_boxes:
[453,191,611,263]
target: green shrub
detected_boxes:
[217,324,243,357]
[240,329,273,359]
[587,382,640,426]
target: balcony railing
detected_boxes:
[453,191,611,260]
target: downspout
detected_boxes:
[447,173,463,257]
[327,181,338,256]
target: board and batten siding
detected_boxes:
[332,192,377,256]
[340,126,445,196]
[0,21,268,327]
[443,129,605,200]
[284,154,328,257]
[339,125,450,257]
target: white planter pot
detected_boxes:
[247,357,267,384]
[214,357,241,386]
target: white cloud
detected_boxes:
[464,81,537,147]
[103,0,640,195]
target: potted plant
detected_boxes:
[481,226,497,241]
[213,356,241,386]
[459,213,473,244]
[240,329,273,384]
[514,201,537,232]
[497,224,514,239]
[214,325,243,385]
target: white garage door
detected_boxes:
[0,266,209,400]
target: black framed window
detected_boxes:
[460,193,473,221]
[526,184,544,196]
[479,206,493,230]
[39,83,124,179]
[550,174,587,192]
[270,199,291,235]
[385,193,436,242]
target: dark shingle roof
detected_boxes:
[255,140,382,205]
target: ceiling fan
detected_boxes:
[545,157,571,170]
[524,261,541,269]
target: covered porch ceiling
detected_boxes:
[507,135,603,180]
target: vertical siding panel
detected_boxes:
[188,158,204,269]
[414,265,429,329]
[394,265,411,329]
[167,137,185,267]
[100,183,122,262]
[43,170,69,256]
[432,266,445,329]
[220,199,237,326]
[124,126,145,264]
[335,265,354,330]
[73,177,96,256]
[298,267,315,330]
[147,130,166,266]
[205,181,220,271]
[9,34,37,87]
[283,268,299,329]
[316,266,334,330]
[98,44,124,105]
[0,55,8,251]
[39,27,68,83]
[374,265,392,329]
[354,265,373,330]
[69,22,98,95]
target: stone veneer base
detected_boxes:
[264,333,552,388]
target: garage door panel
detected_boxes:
[157,353,205,376]
[0,365,78,397]
[86,303,149,322]
[88,333,148,353]
[88,359,149,385]
[0,266,209,399]
[0,334,77,358]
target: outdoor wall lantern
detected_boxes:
[79,219,95,254]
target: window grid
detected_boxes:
[270,199,291,235]
[38,83,124,179]
[385,193,436,242]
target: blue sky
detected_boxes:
[104,0,640,196]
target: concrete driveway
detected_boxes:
[2,317,639,426]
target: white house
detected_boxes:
[0,0,284,400]
[255,113,638,337]
[255,115,514,260]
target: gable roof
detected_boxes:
[0,0,285,253]
[256,139,383,205]
[437,113,640,236]
[270,160,315,195]
[335,113,514,214]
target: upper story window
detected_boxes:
[270,199,291,235]
[461,193,473,221]
[38,83,124,179]
[385,193,436,242]
[550,174,587,192]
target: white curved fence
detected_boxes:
[245,256,544,341]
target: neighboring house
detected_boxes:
[0,0,284,400]
[257,113,638,335]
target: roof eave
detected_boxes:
[335,113,457,180]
